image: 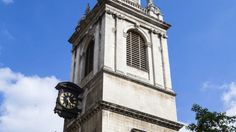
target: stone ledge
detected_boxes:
[73,101,183,131]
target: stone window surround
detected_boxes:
[80,35,96,85]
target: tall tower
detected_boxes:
[66,0,183,131]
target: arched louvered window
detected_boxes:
[126,30,148,71]
[84,39,94,77]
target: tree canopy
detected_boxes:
[187,104,236,132]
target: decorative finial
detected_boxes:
[146,0,163,20]
[78,3,91,25]
[85,3,90,15]
[147,0,153,5]
[147,0,154,8]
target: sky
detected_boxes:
[0,0,236,131]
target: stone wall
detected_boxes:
[102,110,177,132]
[103,73,177,121]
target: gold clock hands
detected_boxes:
[59,92,77,109]
[66,97,72,104]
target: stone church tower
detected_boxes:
[65,0,183,131]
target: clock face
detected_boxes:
[59,92,77,109]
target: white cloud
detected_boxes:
[0,67,63,132]
[222,82,236,116]
[201,81,224,91]
[1,0,14,5]
[201,81,214,91]
[179,127,191,132]
[201,81,236,116]
[178,122,191,132]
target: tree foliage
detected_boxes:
[187,104,236,132]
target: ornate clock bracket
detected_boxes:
[54,82,84,119]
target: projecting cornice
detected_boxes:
[107,0,170,29]
[66,101,183,131]
[68,0,171,44]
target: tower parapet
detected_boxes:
[94,0,164,20]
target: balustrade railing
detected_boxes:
[114,0,149,15]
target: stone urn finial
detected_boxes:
[147,0,153,6]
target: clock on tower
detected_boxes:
[54,82,83,119]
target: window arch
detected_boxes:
[126,30,148,71]
[84,39,94,77]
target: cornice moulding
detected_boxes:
[66,101,183,131]
[68,0,171,44]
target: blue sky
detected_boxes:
[0,0,236,131]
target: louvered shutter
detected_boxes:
[126,30,148,71]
